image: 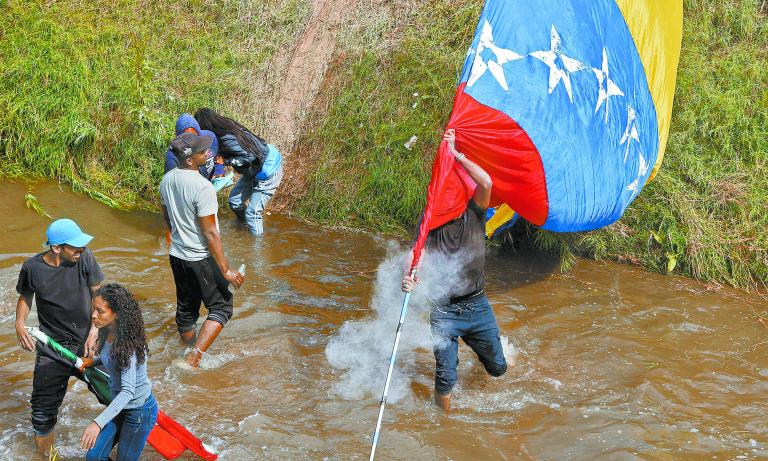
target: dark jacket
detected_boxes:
[219,132,269,177]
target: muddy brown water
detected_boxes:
[0,181,766,460]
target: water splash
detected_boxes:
[325,242,468,403]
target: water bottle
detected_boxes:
[228,264,246,293]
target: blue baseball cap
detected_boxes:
[44,219,93,247]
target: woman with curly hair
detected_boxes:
[195,107,283,235]
[77,283,157,461]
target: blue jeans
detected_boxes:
[228,164,283,235]
[86,394,158,461]
[430,294,507,395]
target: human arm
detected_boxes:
[161,205,172,233]
[220,134,259,176]
[401,252,420,293]
[401,273,420,293]
[84,256,103,358]
[443,129,492,209]
[82,354,137,449]
[198,214,244,288]
[76,355,101,372]
[14,295,35,351]
[80,422,101,450]
[91,355,136,430]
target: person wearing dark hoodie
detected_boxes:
[195,108,283,236]
[164,114,232,190]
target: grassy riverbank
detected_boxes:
[0,0,310,206]
[1,0,765,289]
[292,0,767,289]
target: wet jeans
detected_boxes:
[430,294,507,395]
[228,164,283,235]
[86,394,158,461]
[31,341,89,436]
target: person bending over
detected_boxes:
[79,283,157,461]
[163,113,225,182]
[195,107,283,236]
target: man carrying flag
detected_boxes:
[401,129,507,411]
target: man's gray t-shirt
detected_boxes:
[159,168,219,261]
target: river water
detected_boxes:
[0,181,765,460]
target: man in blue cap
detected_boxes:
[14,219,104,455]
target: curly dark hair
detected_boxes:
[95,283,148,370]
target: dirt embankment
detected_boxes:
[270,0,356,210]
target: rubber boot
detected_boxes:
[34,431,55,458]
[184,320,223,368]
[435,390,452,412]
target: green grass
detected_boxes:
[1,0,765,289]
[292,1,482,234]
[0,0,311,208]
[294,0,767,289]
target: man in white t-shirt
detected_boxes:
[159,132,244,368]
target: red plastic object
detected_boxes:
[147,424,186,460]
[156,411,218,461]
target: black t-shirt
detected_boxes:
[16,249,104,344]
[426,199,486,300]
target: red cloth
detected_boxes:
[410,84,547,271]
[410,142,475,270]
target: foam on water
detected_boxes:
[325,242,474,404]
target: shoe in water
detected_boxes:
[171,358,199,372]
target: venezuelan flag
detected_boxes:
[412,0,682,266]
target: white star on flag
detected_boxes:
[626,151,649,197]
[592,48,624,122]
[619,106,640,162]
[467,21,523,91]
[530,25,586,102]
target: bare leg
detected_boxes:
[34,431,55,458]
[434,390,452,412]
[184,320,223,367]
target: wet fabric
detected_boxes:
[169,255,233,331]
[31,342,87,435]
[16,249,104,344]
[159,168,219,262]
[86,393,158,461]
[426,200,486,300]
[412,0,683,268]
[430,294,507,395]
[254,144,283,180]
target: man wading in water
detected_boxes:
[14,219,104,455]
[160,132,244,369]
[402,129,508,411]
